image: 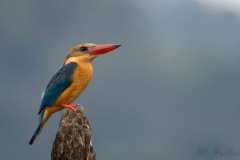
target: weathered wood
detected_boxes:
[51,106,96,160]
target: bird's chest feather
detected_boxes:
[54,63,93,105]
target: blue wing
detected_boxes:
[38,62,78,114]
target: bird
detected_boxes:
[29,43,121,145]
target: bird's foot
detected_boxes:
[62,104,77,112]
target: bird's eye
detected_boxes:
[79,46,88,52]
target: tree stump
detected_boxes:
[51,106,96,160]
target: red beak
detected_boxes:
[89,44,121,55]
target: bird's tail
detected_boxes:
[29,111,44,145]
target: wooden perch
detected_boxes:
[51,106,96,160]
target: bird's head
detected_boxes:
[64,43,121,64]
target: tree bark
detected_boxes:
[51,106,96,160]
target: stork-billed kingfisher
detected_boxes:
[29,43,121,145]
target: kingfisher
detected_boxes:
[29,43,121,145]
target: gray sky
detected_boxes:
[1,0,240,159]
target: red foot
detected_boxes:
[62,104,77,112]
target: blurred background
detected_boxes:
[1,0,240,159]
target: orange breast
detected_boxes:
[42,56,93,127]
[54,62,93,107]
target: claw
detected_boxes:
[62,104,77,112]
